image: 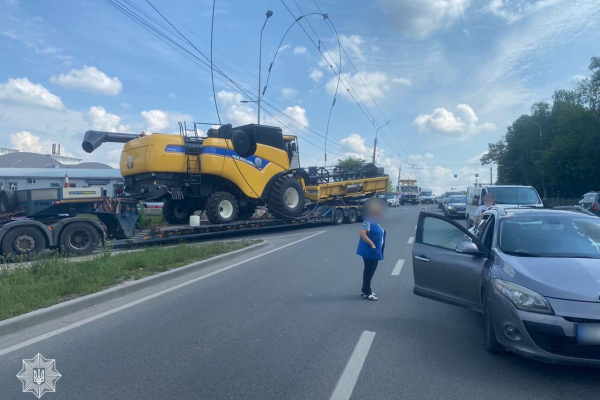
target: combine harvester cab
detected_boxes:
[82,123,389,226]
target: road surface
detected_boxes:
[1,204,599,399]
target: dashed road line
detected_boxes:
[330,331,376,400]
[407,237,414,244]
[392,259,405,276]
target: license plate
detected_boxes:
[577,324,600,344]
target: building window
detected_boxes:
[27,178,36,184]
[69,183,77,187]
[8,182,17,191]
[50,183,60,188]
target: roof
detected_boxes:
[0,152,113,169]
[487,207,597,218]
[0,168,123,179]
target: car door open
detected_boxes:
[412,212,489,311]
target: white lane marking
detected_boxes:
[259,231,324,240]
[407,237,414,244]
[414,225,417,230]
[391,259,405,276]
[0,231,326,357]
[330,331,376,400]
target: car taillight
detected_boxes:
[593,203,598,212]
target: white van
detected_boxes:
[465,185,544,227]
[420,188,434,204]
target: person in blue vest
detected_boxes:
[357,198,386,301]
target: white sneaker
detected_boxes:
[364,294,378,301]
[361,292,376,297]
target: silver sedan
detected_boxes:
[413,207,600,366]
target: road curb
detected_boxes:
[0,240,268,337]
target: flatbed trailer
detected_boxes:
[0,187,368,259]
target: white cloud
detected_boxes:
[10,130,73,156]
[413,104,495,140]
[216,90,243,106]
[376,0,472,39]
[282,105,309,131]
[88,106,129,132]
[483,0,559,24]
[168,92,176,98]
[278,44,291,52]
[293,46,307,56]
[392,77,411,86]
[0,78,63,109]
[326,71,393,102]
[281,87,299,100]
[50,66,123,96]
[339,35,365,60]
[309,68,324,82]
[141,109,170,133]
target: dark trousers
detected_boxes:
[362,258,379,295]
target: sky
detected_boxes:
[1,0,599,195]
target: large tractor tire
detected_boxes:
[1,226,46,259]
[206,192,238,224]
[0,189,17,214]
[236,205,257,221]
[60,222,100,256]
[162,200,193,225]
[267,176,305,219]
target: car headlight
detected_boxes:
[447,206,453,210]
[493,279,554,315]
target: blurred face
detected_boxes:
[363,198,385,221]
[483,194,495,206]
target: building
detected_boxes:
[0,150,123,196]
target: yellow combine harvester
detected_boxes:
[82,123,388,224]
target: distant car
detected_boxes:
[443,195,467,217]
[580,192,600,215]
[413,207,600,366]
[380,193,399,207]
[420,189,434,204]
[466,185,543,228]
[439,191,462,209]
[140,202,163,216]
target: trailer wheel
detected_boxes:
[1,227,46,258]
[0,190,17,213]
[162,200,192,225]
[206,192,238,224]
[346,208,358,224]
[60,222,99,255]
[334,208,345,225]
[267,176,305,218]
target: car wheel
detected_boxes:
[484,303,505,354]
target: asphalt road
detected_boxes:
[1,204,599,400]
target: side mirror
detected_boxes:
[456,241,481,254]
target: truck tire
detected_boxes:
[267,176,305,218]
[1,226,46,258]
[206,192,238,224]
[346,208,358,224]
[60,222,100,255]
[0,190,17,214]
[236,205,257,221]
[162,200,192,225]
[334,208,345,225]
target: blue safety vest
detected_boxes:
[357,222,386,260]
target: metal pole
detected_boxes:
[258,11,273,125]
[490,165,492,186]
[524,119,546,198]
[373,120,391,164]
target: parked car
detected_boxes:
[580,192,600,215]
[466,185,543,228]
[379,193,400,207]
[140,202,164,216]
[443,195,466,217]
[413,207,600,366]
[439,191,462,209]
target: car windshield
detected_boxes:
[446,192,461,197]
[385,195,396,199]
[401,186,418,193]
[499,215,600,258]
[422,191,432,196]
[487,187,540,205]
[448,196,466,203]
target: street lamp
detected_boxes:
[372,120,391,164]
[524,119,547,198]
[258,10,274,125]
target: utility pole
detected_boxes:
[257,10,273,125]
[490,165,493,186]
[524,119,547,198]
[373,120,391,164]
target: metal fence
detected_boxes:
[542,198,579,208]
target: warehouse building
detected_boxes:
[0,150,123,196]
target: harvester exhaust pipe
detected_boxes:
[82,130,139,153]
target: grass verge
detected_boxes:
[0,240,260,321]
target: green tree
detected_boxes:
[336,156,366,170]
[387,180,394,193]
